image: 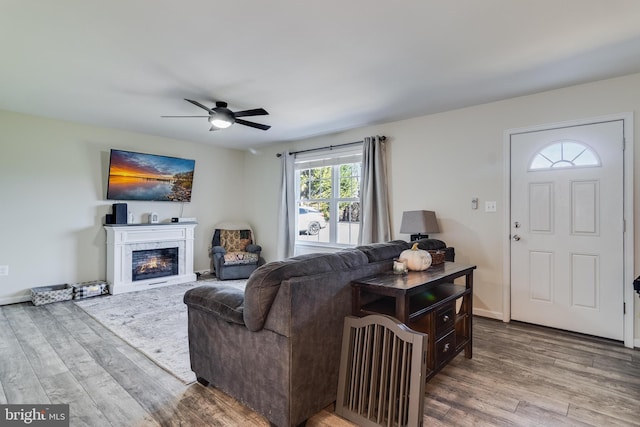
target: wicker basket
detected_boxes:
[31,284,73,306]
[428,250,446,265]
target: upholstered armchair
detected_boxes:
[210,222,262,280]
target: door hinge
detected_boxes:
[623,302,626,314]
[622,137,626,151]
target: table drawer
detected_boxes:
[435,303,455,336]
[435,329,456,368]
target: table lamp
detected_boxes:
[400,210,440,241]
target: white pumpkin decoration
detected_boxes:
[400,242,432,271]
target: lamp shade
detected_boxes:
[400,210,440,236]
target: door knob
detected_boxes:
[512,235,521,241]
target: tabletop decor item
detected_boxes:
[428,250,446,265]
[400,242,432,271]
[399,210,440,241]
[393,258,408,274]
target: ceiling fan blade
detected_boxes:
[234,108,269,117]
[184,98,214,113]
[161,115,209,118]
[235,118,271,131]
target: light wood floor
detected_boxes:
[0,301,638,426]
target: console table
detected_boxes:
[351,262,476,381]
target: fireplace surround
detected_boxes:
[105,223,197,294]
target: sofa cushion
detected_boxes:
[355,240,411,262]
[243,249,368,332]
[223,251,259,265]
[183,284,245,325]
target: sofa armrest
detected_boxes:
[245,244,262,253]
[183,284,246,326]
[212,246,227,255]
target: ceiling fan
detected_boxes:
[162,99,271,131]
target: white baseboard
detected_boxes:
[473,308,503,320]
[0,294,31,306]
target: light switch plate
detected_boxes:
[0,265,8,276]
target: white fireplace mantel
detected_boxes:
[105,223,197,294]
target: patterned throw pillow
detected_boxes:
[223,252,259,265]
[220,229,252,252]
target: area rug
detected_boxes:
[74,278,247,384]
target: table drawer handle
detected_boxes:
[443,343,450,352]
[442,314,450,323]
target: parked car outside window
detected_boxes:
[298,207,327,235]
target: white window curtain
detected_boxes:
[358,136,391,244]
[276,151,295,259]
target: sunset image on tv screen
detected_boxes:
[106,150,195,202]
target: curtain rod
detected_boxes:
[276,136,386,157]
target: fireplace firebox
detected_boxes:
[132,247,179,281]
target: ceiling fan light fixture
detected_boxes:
[209,111,234,129]
[209,117,233,129]
[166,99,269,131]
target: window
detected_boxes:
[529,140,600,171]
[295,146,362,246]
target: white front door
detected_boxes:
[510,120,624,340]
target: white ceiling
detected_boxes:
[2,1,640,151]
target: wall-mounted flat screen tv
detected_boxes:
[106,149,195,202]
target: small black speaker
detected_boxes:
[112,203,128,224]
[105,214,114,224]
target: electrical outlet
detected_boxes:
[0,265,8,276]
[485,201,497,212]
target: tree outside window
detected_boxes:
[296,162,361,246]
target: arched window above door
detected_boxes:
[529,140,601,171]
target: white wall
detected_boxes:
[0,109,245,304]
[244,72,640,341]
